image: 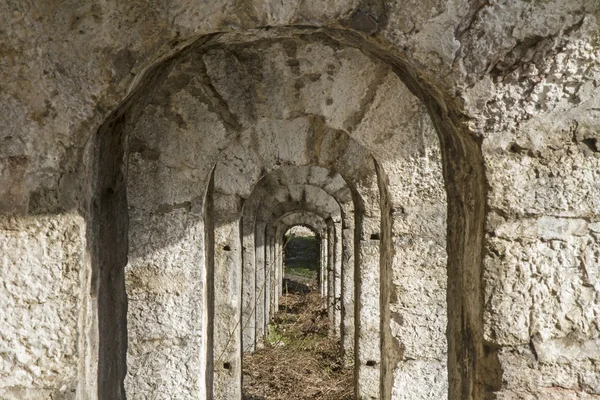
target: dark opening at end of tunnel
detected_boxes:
[242,227,352,400]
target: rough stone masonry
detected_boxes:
[0,1,599,399]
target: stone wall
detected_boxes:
[0,215,85,399]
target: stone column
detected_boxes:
[0,214,88,399]
[269,234,278,317]
[326,219,335,332]
[355,213,381,399]
[277,237,283,297]
[320,232,328,300]
[341,213,355,360]
[254,221,267,345]
[264,229,272,329]
[333,219,343,337]
[241,218,256,353]
[212,207,243,399]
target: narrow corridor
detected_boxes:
[243,231,351,400]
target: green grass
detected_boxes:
[267,324,287,345]
[284,235,320,279]
[284,264,317,278]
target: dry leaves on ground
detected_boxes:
[243,286,353,400]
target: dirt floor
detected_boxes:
[242,279,353,400]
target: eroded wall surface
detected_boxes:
[480,30,600,395]
[124,94,222,398]
[351,69,448,398]
[1,1,599,399]
[0,215,85,399]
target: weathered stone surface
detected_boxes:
[2,2,600,399]
[0,215,84,399]
[392,360,448,400]
[125,211,206,399]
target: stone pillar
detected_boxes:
[277,237,283,297]
[269,234,278,317]
[0,214,87,399]
[264,228,272,329]
[355,213,381,399]
[320,232,328,300]
[326,219,335,332]
[212,208,243,399]
[269,232,279,314]
[254,222,267,345]
[241,219,256,353]
[341,214,355,360]
[333,219,343,337]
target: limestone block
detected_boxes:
[125,341,203,400]
[392,360,448,400]
[486,148,600,218]
[497,345,600,397]
[0,214,84,398]
[391,237,447,360]
[126,210,205,399]
[485,223,600,345]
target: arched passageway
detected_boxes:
[242,222,356,400]
[4,4,598,400]
[280,224,322,290]
[90,26,475,400]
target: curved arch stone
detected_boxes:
[277,211,328,237]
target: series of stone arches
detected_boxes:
[3,3,599,400]
[89,27,478,399]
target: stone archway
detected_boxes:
[89,26,482,400]
[3,3,599,400]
